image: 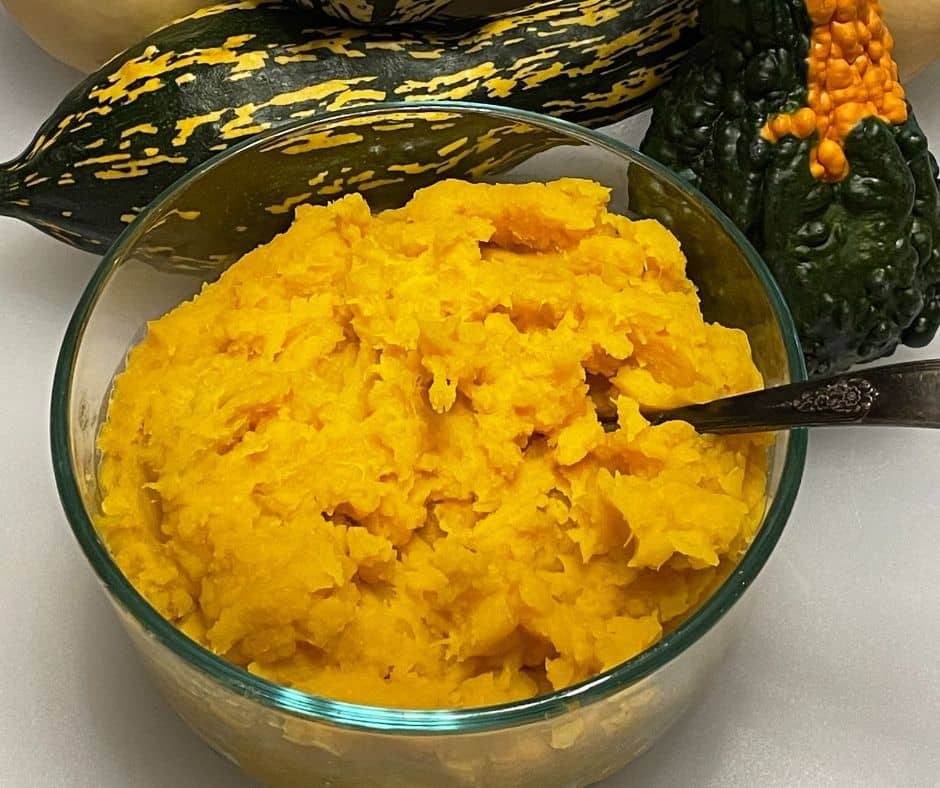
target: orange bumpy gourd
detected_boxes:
[762,0,907,181]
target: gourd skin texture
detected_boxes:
[96,179,768,709]
[640,0,940,374]
[0,0,699,253]
[292,0,454,25]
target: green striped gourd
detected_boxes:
[0,0,699,253]
[293,0,455,24]
[117,107,581,272]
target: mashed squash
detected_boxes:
[96,178,768,709]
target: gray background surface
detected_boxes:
[1,7,938,787]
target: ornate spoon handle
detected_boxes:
[617,360,940,435]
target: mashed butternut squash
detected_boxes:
[96,178,768,709]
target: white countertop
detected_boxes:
[1,9,938,788]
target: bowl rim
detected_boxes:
[51,100,808,735]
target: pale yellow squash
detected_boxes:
[885,0,940,79]
[0,0,207,73]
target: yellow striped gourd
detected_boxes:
[294,0,456,25]
[0,0,699,252]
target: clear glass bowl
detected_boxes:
[51,102,807,788]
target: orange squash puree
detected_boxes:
[95,178,768,709]
[762,0,907,181]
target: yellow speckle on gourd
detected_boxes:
[96,178,768,710]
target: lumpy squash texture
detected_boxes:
[96,178,769,709]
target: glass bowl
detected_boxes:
[51,102,807,788]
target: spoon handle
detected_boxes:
[640,360,940,435]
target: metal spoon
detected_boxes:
[599,359,940,435]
